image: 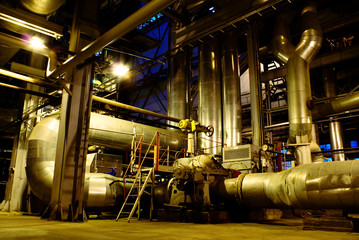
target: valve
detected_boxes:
[178,119,214,135]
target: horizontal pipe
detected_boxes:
[0,4,63,39]
[215,161,359,210]
[0,32,51,57]
[0,82,58,99]
[27,113,186,204]
[92,96,182,123]
[312,91,359,120]
[49,0,176,78]
[0,68,60,89]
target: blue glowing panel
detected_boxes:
[351,140,358,148]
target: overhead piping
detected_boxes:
[19,0,65,16]
[48,0,177,79]
[0,68,60,89]
[312,91,359,120]
[272,2,322,164]
[92,96,182,123]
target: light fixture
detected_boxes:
[29,36,46,49]
[112,63,129,77]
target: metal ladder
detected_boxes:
[116,167,154,222]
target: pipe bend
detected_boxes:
[295,2,323,62]
[272,11,296,64]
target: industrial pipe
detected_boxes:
[167,49,189,126]
[49,0,177,79]
[222,31,242,146]
[198,38,222,154]
[19,0,65,15]
[215,160,359,210]
[0,82,58,99]
[312,91,359,120]
[0,68,59,89]
[273,2,322,144]
[92,96,182,123]
[26,112,186,205]
[0,32,51,57]
[272,2,322,165]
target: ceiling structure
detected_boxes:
[0,0,358,228]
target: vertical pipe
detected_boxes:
[221,31,242,147]
[167,49,189,126]
[198,38,222,154]
[272,2,322,165]
[323,66,345,161]
[247,23,263,147]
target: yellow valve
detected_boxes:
[178,119,191,130]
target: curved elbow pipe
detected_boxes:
[272,2,322,145]
[26,113,186,206]
[19,0,65,15]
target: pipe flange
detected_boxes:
[234,173,247,205]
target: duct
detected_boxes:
[272,3,322,165]
[247,23,263,147]
[222,31,241,146]
[92,96,182,123]
[273,2,322,144]
[26,112,186,205]
[198,38,222,154]
[19,0,65,15]
[0,4,63,39]
[215,160,359,210]
[323,66,345,161]
[88,112,186,151]
[167,49,189,126]
[0,68,59,89]
[49,0,177,79]
[312,91,359,120]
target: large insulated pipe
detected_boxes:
[215,160,359,210]
[26,113,186,205]
[167,49,189,126]
[323,67,345,161]
[272,2,322,164]
[198,38,222,154]
[19,0,65,15]
[222,31,242,146]
[247,23,262,146]
[312,91,359,120]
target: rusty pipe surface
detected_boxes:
[272,2,322,144]
[215,161,359,210]
[49,0,176,79]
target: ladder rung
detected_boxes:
[125,203,135,205]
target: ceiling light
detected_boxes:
[29,36,46,49]
[112,63,129,77]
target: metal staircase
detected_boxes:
[116,167,154,222]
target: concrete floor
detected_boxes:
[1,213,359,240]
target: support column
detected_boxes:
[48,0,93,221]
[247,23,263,147]
[198,38,222,154]
[221,31,241,147]
[323,66,345,161]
